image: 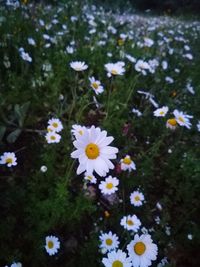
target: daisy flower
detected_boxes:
[120,215,141,231]
[45,132,61,143]
[10,262,22,267]
[71,125,118,176]
[173,109,193,129]
[102,249,132,267]
[70,61,88,71]
[135,60,150,75]
[153,106,169,117]
[99,176,119,195]
[45,235,60,256]
[130,191,145,207]
[0,152,17,167]
[127,234,158,267]
[89,76,104,95]
[120,155,136,172]
[47,118,63,133]
[105,62,125,77]
[84,173,97,184]
[99,231,119,251]
[166,118,177,130]
[71,124,87,139]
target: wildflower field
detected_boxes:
[0,1,200,267]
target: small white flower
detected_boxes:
[71,124,87,139]
[105,62,125,77]
[84,173,97,184]
[47,118,63,133]
[28,37,36,46]
[153,106,169,117]
[144,37,154,47]
[130,191,145,207]
[0,152,17,167]
[40,165,47,172]
[187,234,193,240]
[70,61,88,71]
[10,262,22,267]
[89,77,104,95]
[99,231,119,251]
[120,215,141,231]
[102,249,132,267]
[45,235,60,256]
[45,132,61,144]
[173,109,193,129]
[99,176,119,195]
[120,155,136,172]
[135,60,150,75]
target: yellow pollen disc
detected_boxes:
[78,130,83,135]
[52,122,58,128]
[47,241,54,249]
[135,196,140,201]
[106,238,113,246]
[106,183,114,189]
[159,111,164,115]
[47,127,53,132]
[167,118,177,126]
[50,135,56,140]
[123,157,132,165]
[118,39,124,46]
[6,158,13,164]
[85,143,100,159]
[127,220,134,226]
[87,176,93,181]
[134,242,146,255]
[111,69,118,75]
[92,82,98,89]
[112,260,123,267]
[178,116,185,123]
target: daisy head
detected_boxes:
[153,106,169,117]
[127,234,158,267]
[130,191,145,207]
[45,132,61,143]
[105,62,125,77]
[120,155,136,172]
[0,152,17,167]
[71,124,87,139]
[10,262,22,267]
[99,231,119,252]
[120,215,141,231]
[99,175,119,195]
[70,61,88,71]
[166,118,178,130]
[89,76,104,95]
[47,118,63,133]
[45,235,60,256]
[102,249,132,267]
[173,109,193,129]
[71,125,118,176]
[84,173,97,184]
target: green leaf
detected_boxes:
[0,126,6,141]
[7,129,22,143]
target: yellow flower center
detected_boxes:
[106,238,113,246]
[87,175,93,181]
[134,242,146,255]
[178,116,185,123]
[122,157,132,165]
[6,158,13,164]
[167,118,177,126]
[52,122,58,128]
[85,143,100,159]
[127,219,134,226]
[112,260,123,267]
[78,130,83,135]
[118,39,124,46]
[106,183,114,189]
[159,111,164,115]
[50,135,56,140]
[111,69,118,75]
[47,241,54,249]
[135,196,140,201]
[92,82,98,89]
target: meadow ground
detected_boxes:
[0,1,200,267]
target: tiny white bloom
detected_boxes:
[102,249,132,267]
[45,132,61,144]
[173,109,193,129]
[99,176,119,195]
[70,61,88,71]
[45,235,60,256]
[48,118,63,133]
[120,155,136,172]
[89,77,104,95]
[99,231,119,251]
[120,215,141,232]
[40,165,47,172]
[0,152,17,167]
[71,124,87,139]
[153,106,169,117]
[84,173,97,184]
[105,62,125,77]
[130,191,145,207]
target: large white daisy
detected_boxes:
[102,249,132,267]
[71,125,118,176]
[127,234,158,267]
